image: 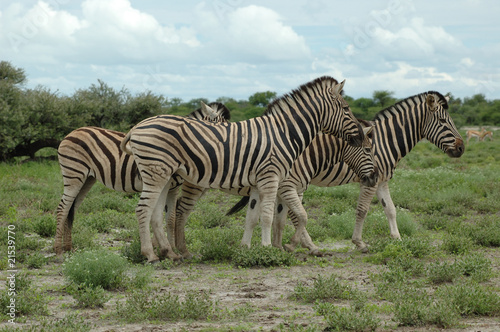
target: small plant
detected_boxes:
[67,284,110,308]
[33,214,56,237]
[315,301,380,331]
[441,234,474,255]
[116,289,218,322]
[293,274,355,303]
[121,236,146,264]
[392,286,458,328]
[455,252,492,282]
[62,249,129,290]
[232,246,296,268]
[199,227,238,262]
[25,252,47,269]
[435,281,500,317]
[426,261,461,284]
[0,272,49,317]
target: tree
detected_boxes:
[0,61,26,85]
[248,91,276,107]
[372,90,395,108]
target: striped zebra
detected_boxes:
[172,120,378,258]
[232,91,464,252]
[54,102,230,258]
[120,76,365,263]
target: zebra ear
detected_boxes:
[445,95,450,102]
[201,102,218,120]
[329,80,345,99]
[426,94,438,112]
[363,125,374,136]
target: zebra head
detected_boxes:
[343,120,379,187]
[422,92,464,158]
[191,101,231,123]
[322,79,364,147]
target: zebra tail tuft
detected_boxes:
[226,196,250,216]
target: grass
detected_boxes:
[0,130,499,330]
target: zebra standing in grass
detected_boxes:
[120,76,365,263]
[172,121,378,258]
[230,91,464,252]
[54,102,230,259]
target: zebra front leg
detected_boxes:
[281,190,319,254]
[258,181,280,247]
[175,183,206,259]
[272,198,287,249]
[241,189,260,248]
[376,181,401,240]
[352,184,378,253]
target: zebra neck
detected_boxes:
[374,109,424,169]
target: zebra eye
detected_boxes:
[439,118,447,124]
[364,147,371,153]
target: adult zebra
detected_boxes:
[121,76,365,263]
[54,102,230,259]
[231,91,464,252]
[172,120,378,258]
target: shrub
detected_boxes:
[25,252,47,269]
[426,261,461,284]
[199,227,239,262]
[293,274,355,303]
[116,290,217,322]
[33,214,56,237]
[315,301,380,332]
[67,284,110,308]
[435,282,500,316]
[62,249,129,290]
[441,234,474,255]
[455,252,492,282]
[232,246,296,268]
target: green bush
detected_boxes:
[441,234,474,255]
[232,246,296,268]
[25,252,47,269]
[426,261,461,284]
[435,282,500,316]
[116,290,217,322]
[62,249,129,290]
[67,284,110,308]
[455,252,493,282]
[33,214,56,237]
[315,301,380,331]
[294,274,355,303]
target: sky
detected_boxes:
[1,0,500,102]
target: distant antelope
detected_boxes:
[480,130,493,141]
[466,128,485,144]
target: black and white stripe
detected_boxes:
[267,91,464,251]
[121,76,365,262]
[54,102,230,257]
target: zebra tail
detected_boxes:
[226,196,250,216]
[120,130,133,155]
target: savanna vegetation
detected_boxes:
[0,128,499,330]
[1,60,499,161]
[0,60,499,330]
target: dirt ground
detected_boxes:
[3,240,500,332]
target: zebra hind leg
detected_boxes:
[151,184,180,261]
[240,189,261,248]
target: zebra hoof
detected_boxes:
[359,246,370,254]
[308,249,322,257]
[283,244,295,252]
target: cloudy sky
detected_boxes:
[1,0,499,102]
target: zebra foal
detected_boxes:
[262,91,464,252]
[54,102,230,258]
[121,76,365,263]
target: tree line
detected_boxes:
[1,61,498,161]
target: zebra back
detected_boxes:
[58,102,231,193]
[125,76,363,190]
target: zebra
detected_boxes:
[54,102,231,259]
[231,91,464,252]
[120,76,365,263]
[172,120,378,258]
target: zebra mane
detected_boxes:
[263,76,340,116]
[189,102,231,121]
[372,91,449,121]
